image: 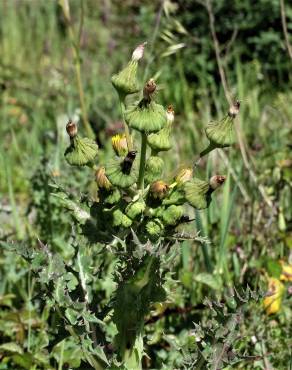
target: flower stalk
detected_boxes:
[59,0,95,139]
[137,133,147,189]
[119,97,132,151]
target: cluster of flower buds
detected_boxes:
[63,42,236,242]
[60,42,244,368]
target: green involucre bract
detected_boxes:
[111,60,139,97]
[162,186,185,206]
[106,158,138,188]
[184,178,211,209]
[125,101,167,133]
[147,125,172,152]
[112,208,133,228]
[162,205,184,226]
[146,218,164,237]
[145,156,164,184]
[125,199,146,219]
[205,114,236,147]
[64,136,98,166]
[99,188,121,205]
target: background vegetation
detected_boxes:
[0,0,291,369]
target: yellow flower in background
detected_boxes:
[279,260,292,282]
[263,277,284,315]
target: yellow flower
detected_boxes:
[280,260,292,282]
[174,167,193,184]
[263,277,284,315]
[111,133,128,157]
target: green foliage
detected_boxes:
[41,39,237,368]
[1,1,292,369]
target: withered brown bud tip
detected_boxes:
[66,119,78,138]
[209,175,226,190]
[150,180,169,199]
[228,100,240,118]
[143,78,157,99]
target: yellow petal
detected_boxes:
[280,260,292,282]
[263,278,284,315]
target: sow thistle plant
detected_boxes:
[60,43,241,369]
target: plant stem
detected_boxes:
[58,340,65,370]
[119,97,132,151]
[137,133,147,189]
[280,0,292,61]
[74,57,94,138]
[60,0,94,139]
[151,148,158,157]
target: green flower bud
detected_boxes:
[112,209,132,228]
[162,205,184,226]
[184,178,210,209]
[106,151,138,188]
[200,101,240,157]
[111,133,128,157]
[162,187,185,206]
[100,188,121,205]
[145,156,164,183]
[111,43,146,97]
[147,105,174,152]
[125,199,146,219]
[147,127,171,152]
[65,136,98,166]
[125,100,167,134]
[144,206,161,218]
[184,175,226,209]
[111,60,139,96]
[146,218,164,237]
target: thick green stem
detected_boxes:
[199,142,216,158]
[119,97,132,151]
[137,133,147,189]
[151,148,159,157]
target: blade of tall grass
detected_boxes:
[195,209,212,273]
[217,170,238,281]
